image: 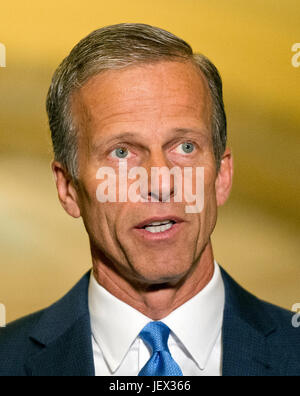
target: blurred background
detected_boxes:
[0,0,299,323]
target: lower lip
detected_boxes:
[133,222,183,241]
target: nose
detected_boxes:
[141,149,176,203]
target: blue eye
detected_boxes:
[112,147,129,159]
[175,142,195,154]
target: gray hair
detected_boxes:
[46,23,227,180]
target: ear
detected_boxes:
[215,148,233,207]
[52,161,81,218]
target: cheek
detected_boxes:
[203,161,217,194]
[77,178,109,233]
[199,167,218,230]
[192,163,217,206]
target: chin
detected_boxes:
[123,250,194,285]
[135,265,189,287]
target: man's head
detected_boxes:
[47,24,232,288]
[47,23,227,180]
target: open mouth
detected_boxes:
[142,220,176,234]
[135,216,183,236]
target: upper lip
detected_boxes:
[135,216,184,229]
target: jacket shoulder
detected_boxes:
[0,272,91,376]
[250,298,300,375]
[221,266,298,336]
[221,267,300,375]
[0,310,45,376]
[258,299,299,343]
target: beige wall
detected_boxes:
[0,0,299,323]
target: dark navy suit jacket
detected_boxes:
[0,267,299,376]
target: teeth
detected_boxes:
[147,220,172,226]
[145,222,174,233]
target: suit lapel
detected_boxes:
[25,272,95,376]
[220,267,287,376]
[222,307,274,376]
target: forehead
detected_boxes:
[71,60,212,138]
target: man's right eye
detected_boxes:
[110,147,130,159]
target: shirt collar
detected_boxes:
[88,261,224,373]
[88,273,151,372]
[162,261,225,369]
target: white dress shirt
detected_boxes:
[88,261,225,376]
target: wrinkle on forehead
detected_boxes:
[71,60,213,142]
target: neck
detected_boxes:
[92,241,215,320]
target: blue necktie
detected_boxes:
[138,321,183,376]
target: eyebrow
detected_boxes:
[90,132,140,155]
[90,127,210,154]
[171,127,210,138]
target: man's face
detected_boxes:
[70,60,227,285]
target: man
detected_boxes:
[0,23,299,376]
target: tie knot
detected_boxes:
[139,321,170,353]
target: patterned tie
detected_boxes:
[138,321,183,376]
